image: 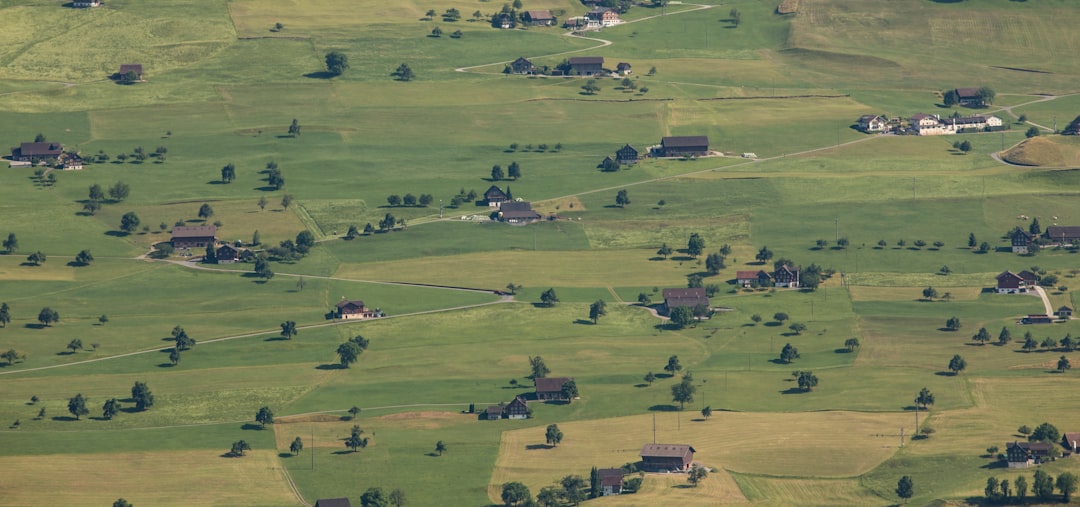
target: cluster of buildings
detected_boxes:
[483,186,542,223]
[1011,226,1080,254]
[8,141,82,169]
[857,112,1005,136]
[564,7,622,30]
[1006,432,1080,468]
[483,376,574,421]
[994,270,1072,324]
[735,265,801,289]
[508,55,631,77]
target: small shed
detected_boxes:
[1058,306,1074,320]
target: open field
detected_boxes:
[3,0,1080,504]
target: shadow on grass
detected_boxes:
[526,444,554,450]
[332,450,357,455]
[316,363,346,370]
[779,387,809,395]
[51,416,78,422]
[573,319,594,325]
[303,71,337,79]
[24,323,46,329]
[835,348,854,354]
[241,423,264,431]
[157,363,177,368]
[934,371,958,376]
[648,404,679,412]
[634,383,649,388]
[425,452,441,457]
[279,452,295,458]
[264,336,290,342]
[104,230,130,237]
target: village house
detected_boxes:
[955,87,985,107]
[857,115,888,133]
[1058,306,1074,320]
[1006,441,1053,468]
[598,468,625,496]
[505,396,528,419]
[534,376,573,401]
[509,57,534,75]
[522,10,555,26]
[910,113,944,135]
[1010,229,1034,254]
[910,113,1002,135]
[996,271,1027,294]
[215,244,240,264]
[615,144,638,164]
[495,13,514,29]
[1018,270,1039,287]
[736,270,772,288]
[586,7,621,27]
[616,62,632,75]
[171,225,217,249]
[118,64,143,80]
[640,443,695,472]
[484,404,504,420]
[1064,432,1080,453]
[11,141,63,163]
[61,152,83,170]
[659,136,709,157]
[485,185,508,207]
[499,201,541,223]
[563,16,588,30]
[335,299,375,320]
[661,288,710,315]
[773,265,800,288]
[568,56,604,76]
[1044,226,1080,245]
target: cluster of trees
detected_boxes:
[228,440,251,457]
[345,223,377,239]
[352,486,406,507]
[262,231,316,262]
[448,187,479,208]
[265,161,286,189]
[172,325,196,354]
[921,286,953,301]
[507,143,561,153]
[325,51,349,76]
[792,370,818,392]
[386,193,435,207]
[83,182,130,215]
[392,63,415,81]
[873,239,946,251]
[65,381,153,421]
[983,469,1078,503]
[336,335,370,367]
[429,26,464,38]
[253,255,274,280]
[490,161,522,181]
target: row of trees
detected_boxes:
[507,143,561,153]
[82,182,131,215]
[983,469,1077,503]
[386,193,435,207]
[490,161,522,181]
[65,382,154,421]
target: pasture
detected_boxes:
[2,0,1080,504]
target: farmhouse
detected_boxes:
[659,136,709,157]
[499,201,541,223]
[857,115,888,133]
[616,62,632,75]
[640,443,695,472]
[505,396,528,419]
[996,271,1027,294]
[1022,314,1053,325]
[1064,432,1080,453]
[484,404,504,420]
[615,144,638,164]
[118,64,143,80]
[61,152,83,170]
[509,57,534,75]
[586,7,621,27]
[955,87,984,107]
[568,56,604,76]
[335,299,375,320]
[1059,306,1074,320]
[523,10,555,26]
[598,468,624,496]
[910,113,943,135]
[1006,441,1053,468]
[72,0,101,7]
[314,499,352,507]
[1010,229,1034,254]
[534,376,573,401]
[736,270,772,288]
[773,265,800,288]
[661,288,710,315]
[485,185,508,207]
[941,114,1003,132]
[495,13,514,29]
[171,225,216,249]
[11,141,63,163]
[1044,226,1080,245]
[1018,270,1038,286]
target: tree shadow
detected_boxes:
[934,371,957,376]
[779,387,809,395]
[835,348,853,354]
[279,452,295,458]
[634,383,649,388]
[24,323,46,329]
[332,450,357,455]
[526,444,554,450]
[157,363,177,368]
[264,336,290,342]
[316,363,346,370]
[764,322,781,327]
[303,71,337,79]
[51,416,78,422]
[104,231,130,237]
[425,452,441,457]
[573,319,594,325]
[648,404,679,412]
[241,423,264,431]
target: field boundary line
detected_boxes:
[278,462,310,507]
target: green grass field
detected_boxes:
[3,0,1080,504]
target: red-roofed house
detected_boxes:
[534,377,573,401]
[335,299,375,320]
[736,270,772,287]
[640,443,695,471]
[996,271,1027,294]
[598,468,625,495]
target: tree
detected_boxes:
[945,316,961,331]
[288,119,301,137]
[795,370,818,391]
[544,423,563,446]
[948,354,967,375]
[581,81,600,95]
[657,243,672,259]
[1059,355,1072,373]
[1034,469,1055,501]
[68,393,89,420]
[108,182,130,202]
[490,165,504,181]
[896,476,914,503]
[389,489,406,507]
[169,348,181,365]
[773,312,789,324]
[174,327,195,351]
[113,499,132,507]
[379,213,397,231]
[529,356,550,379]
[120,212,140,233]
[66,338,83,353]
[845,337,860,352]
[540,288,559,307]
[615,189,630,208]
[1057,472,1078,502]
[1027,126,1040,138]
[705,252,725,275]
[687,233,706,258]
[196,203,215,222]
[501,482,531,506]
[337,341,361,368]
[922,286,938,300]
[1,233,16,254]
[1016,475,1029,501]
[255,406,274,428]
[779,343,800,364]
[729,7,741,27]
[325,51,349,76]
[671,378,696,409]
[280,193,293,210]
[973,327,990,345]
[1031,422,1060,442]
[435,440,447,456]
[985,477,999,501]
[348,404,362,419]
[561,380,579,400]
[588,299,607,324]
[131,381,154,410]
[978,86,996,106]
[644,371,656,385]
[665,355,682,376]
[419,194,434,207]
[910,388,934,411]
[88,183,105,202]
[1023,334,1038,352]
[37,307,59,327]
[280,320,297,340]
[688,466,708,487]
[669,306,694,328]
[943,89,960,107]
[507,161,521,180]
[26,251,45,266]
[83,200,101,215]
[392,63,414,81]
[1,348,20,365]
[102,398,120,420]
[345,433,368,452]
[0,302,9,328]
[701,405,712,420]
[230,440,251,457]
[751,314,763,325]
[789,323,807,335]
[221,163,236,183]
[287,436,303,456]
[74,249,93,266]
[998,327,1012,345]
[958,140,972,153]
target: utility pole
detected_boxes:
[835,217,839,242]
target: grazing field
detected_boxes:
[3,0,1080,504]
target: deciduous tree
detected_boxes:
[545,423,564,446]
[671,378,696,409]
[221,163,236,183]
[588,299,606,324]
[325,51,349,76]
[280,320,297,340]
[529,356,550,379]
[255,406,274,428]
[669,306,694,328]
[290,436,303,455]
[501,482,531,506]
[68,393,89,420]
[102,398,120,420]
[948,354,967,375]
[540,288,559,307]
[37,307,59,327]
[131,381,154,410]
